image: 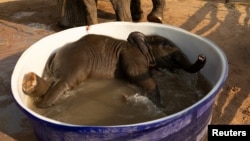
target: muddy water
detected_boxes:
[28,70,212,126]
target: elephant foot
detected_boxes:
[22,72,50,97]
[147,12,163,23]
[147,0,165,23]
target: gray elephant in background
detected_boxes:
[58,0,165,28]
[22,31,206,108]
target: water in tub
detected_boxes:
[27,70,212,125]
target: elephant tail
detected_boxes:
[183,54,206,73]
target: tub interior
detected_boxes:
[11,22,227,124]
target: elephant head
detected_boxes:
[127,32,206,73]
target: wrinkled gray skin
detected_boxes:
[37,31,206,108]
[82,0,132,22]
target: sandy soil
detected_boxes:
[0,0,249,140]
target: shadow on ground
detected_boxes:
[180,0,250,124]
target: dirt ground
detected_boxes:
[0,0,249,140]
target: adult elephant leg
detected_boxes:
[110,0,132,21]
[130,0,143,21]
[147,0,165,23]
[82,0,98,25]
[58,0,87,28]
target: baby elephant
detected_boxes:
[22,31,206,108]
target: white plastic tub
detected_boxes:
[11,22,228,141]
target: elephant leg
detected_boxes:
[110,0,132,21]
[58,0,88,28]
[147,85,162,107]
[22,72,51,97]
[147,0,165,23]
[137,77,162,107]
[37,79,71,108]
[82,0,98,25]
[121,61,162,106]
[130,0,143,21]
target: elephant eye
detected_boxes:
[162,42,170,48]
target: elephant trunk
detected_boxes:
[182,54,206,73]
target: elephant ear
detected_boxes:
[127,32,156,67]
[127,31,149,55]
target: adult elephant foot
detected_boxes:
[147,0,165,23]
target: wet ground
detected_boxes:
[0,0,249,140]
